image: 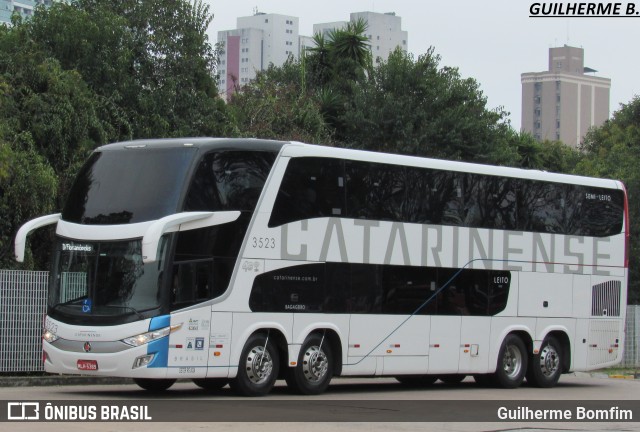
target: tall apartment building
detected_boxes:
[217,13,300,98]
[314,11,408,64]
[521,45,610,148]
[218,10,409,98]
[1,0,64,24]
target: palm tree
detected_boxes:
[327,18,371,70]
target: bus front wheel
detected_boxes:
[526,336,562,388]
[231,333,279,397]
[493,334,527,389]
[285,333,334,395]
[133,378,176,392]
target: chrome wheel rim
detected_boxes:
[539,344,560,377]
[302,345,328,383]
[503,344,523,379]
[245,345,273,385]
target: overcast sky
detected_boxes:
[205,0,640,131]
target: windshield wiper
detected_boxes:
[94,304,146,320]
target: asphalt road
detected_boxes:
[1,374,639,431]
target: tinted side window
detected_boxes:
[249,264,333,313]
[380,265,437,315]
[463,174,517,230]
[249,263,509,316]
[572,187,624,237]
[185,150,276,212]
[346,161,405,221]
[268,158,623,237]
[269,158,345,227]
[350,264,383,313]
[170,216,250,310]
[404,168,463,225]
[517,180,567,234]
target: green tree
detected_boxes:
[29,0,232,138]
[229,60,332,143]
[0,133,57,269]
[0,0,234,269]
[0,20,117,204]
[339,48,511,162]
[305,18,371,89]
[576,96,640,303]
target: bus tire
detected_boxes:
[439,374,466,385]
[493,334,527,389]
[285,333,333,395]
[133,378,176,392]
[231,333,279,397]
[526,336,562,388]
[192,378,228,391]
[395,375,437,386]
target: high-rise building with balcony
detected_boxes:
[217,12,300,99]
[521,45,610,148]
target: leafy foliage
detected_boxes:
[29,0,233,138]
[0,0,233,269]
[339,48,511,162]
[576,97,640,303]
[229,61,332,143]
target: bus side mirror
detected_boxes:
[141,211,241,264]
[14,213,62,262]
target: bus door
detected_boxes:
[428,316,461,374]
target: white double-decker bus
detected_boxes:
[15,138,628,396]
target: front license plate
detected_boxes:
[77,359,98,371]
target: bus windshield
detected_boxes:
[48,238,168,324]
[62,147,196,224]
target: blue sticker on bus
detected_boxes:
[82,299,92,313]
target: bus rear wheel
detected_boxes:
[230,333,279,397]
[133,378,176,392]
[285,333,333,395]
[526,336,562,388]
[493,334,527,389]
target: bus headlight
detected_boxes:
[43,329,59,343]
[121,324,181,347]
[121,327,171,347]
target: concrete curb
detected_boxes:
[0,375,133,387]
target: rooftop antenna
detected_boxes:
[566,19,570,44]
[253,6,258,15]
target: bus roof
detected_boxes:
[281,141,623,190]
[96,137,286,154]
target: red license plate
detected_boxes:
[77,360,98,371]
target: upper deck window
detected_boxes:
[63,147,196,225]
[184,150,277,213]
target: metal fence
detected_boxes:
[0,270,48,372]
[624,305,640,368]
[0,269,639,372]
